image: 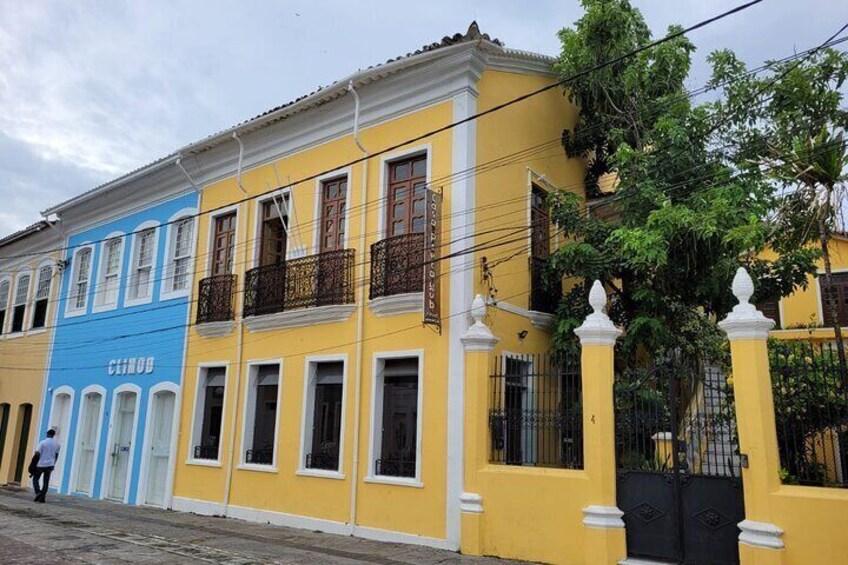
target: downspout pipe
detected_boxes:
[348,80,368,531]
[176,155,203,193]
[232,132,249,194]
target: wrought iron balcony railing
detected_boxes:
[243,249,355,317]
[196,274,237,324]
[374,454,416,478]
[245,448,274,465]
[193,445,219,460]
[529,256,560,314]
[369,233,425,300]
[305,451,340,471]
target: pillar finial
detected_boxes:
[574,280,622,346]
[462,294,499,351]
[719,267,774,340]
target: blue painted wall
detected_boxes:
[40,192,197,503]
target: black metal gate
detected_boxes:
[615,355,744,565]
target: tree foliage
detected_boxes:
[550,0,820,361]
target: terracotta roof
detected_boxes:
[41,22,518,216]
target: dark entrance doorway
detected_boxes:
[12,404,33,484]
[615,355,744,565]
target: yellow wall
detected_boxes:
[768,237,848,334]
[0,252,61,485]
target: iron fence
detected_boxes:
[769,340,848,487]
[196,274,237,324]
[243,249,354,317]
[245,448,274,465]
[193,445,219,460]
[615,355,741,477]
[529,257,560,314]
[305,451,340,471]
[375,456,416,478]
[489,351,583,468]
[369,233,424,299]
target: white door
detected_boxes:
[49,393,72,491]
[107,392,137,500]
[75,392,102,494]
[144,391,175,506]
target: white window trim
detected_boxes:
[92,232,126,314]
[187,362,230,465]
[99,383,142,503]
[135,381,181,507]
[65,244,95,318]
[160,208,199,301]
[125,221,161,308]
[365,349,424,488]
[297,354,348,480]
[47,385,75,493]
[251,190,291,267]
[310,168,352,256]
[68,384,107,496]
[203,204,240,277]
[0,275,12,334]
[9,270,32,334]
[238,358,284,470]
[29,260,56,330]
[377,144,432,240]
[499,351,537,466]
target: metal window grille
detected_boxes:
[196,274,237,324]
[369,233,424,299]
[489,351,583,469]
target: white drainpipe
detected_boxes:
[232,132,249,194]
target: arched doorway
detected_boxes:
[142,388,177,507]
[48,389,74,492]
[12,404,33,484]
[73,389,104,495]
[0,404,9,475]
[104,389,139,501]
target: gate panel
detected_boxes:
[680,475,744,565]
[617,471,681,562]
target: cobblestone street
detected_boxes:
[0,488,521,564]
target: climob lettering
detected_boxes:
[107,357,155,376]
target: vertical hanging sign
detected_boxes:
[423,187,442,332]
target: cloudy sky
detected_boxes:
[0,0,845,234]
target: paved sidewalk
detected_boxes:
[0,487,523,564]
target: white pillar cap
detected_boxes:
[461,294,499,351]
[574,280,622,346]
[718,267,774,341]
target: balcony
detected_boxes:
[242,249,355,331]
[369,233,425,316]
[196,274,237,329]
[528,257,559,328]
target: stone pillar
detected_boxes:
[459,294,499,555]
[574,281,627,564]
[718,268,786,564]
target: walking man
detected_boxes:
[32,429,60,503]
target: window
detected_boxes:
[303,360,344,472]
[10,274,30,333]
[259,200,286,266]
[212,212,237,275]
[31,265,53,329]
[193,367,226,461]
[373,356,420,479]
[387,155,427,237]
[70,248,92,313]
[320,177,347,253]
[242,364,280,466]
[0,279,9,333]
[530,184,550,259]
[168,217,194,293]
[757,297,781,329]
[96,238,123,307]
[820,273,848,327]
[129,228,156,301]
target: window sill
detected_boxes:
[196,320,235,338]
[185,458,222,468]
[244,303,355,333]
[5,332,25,340]
[92,302,119,314]
[367,292,422,317]
[64,308,87,319]
[160,289,190,302]
[296,468,345,480]
[237,464,278,474]
[26,329,47,336]
[125,296,154,309]
[363,475,423,488]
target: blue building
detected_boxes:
[39,186,197,507]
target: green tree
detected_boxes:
[550,0,818,361]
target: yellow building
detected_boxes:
[762,234,848,340]
[168,23,584,550]
[0,221,62,486]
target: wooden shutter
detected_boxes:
[531,184,550,259]
[319,177,347,253]
[212,213,237,275]
[387,155,427,237]
[820,273,848,327]
[259,202,286,266]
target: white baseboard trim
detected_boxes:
[169,496,452,550]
